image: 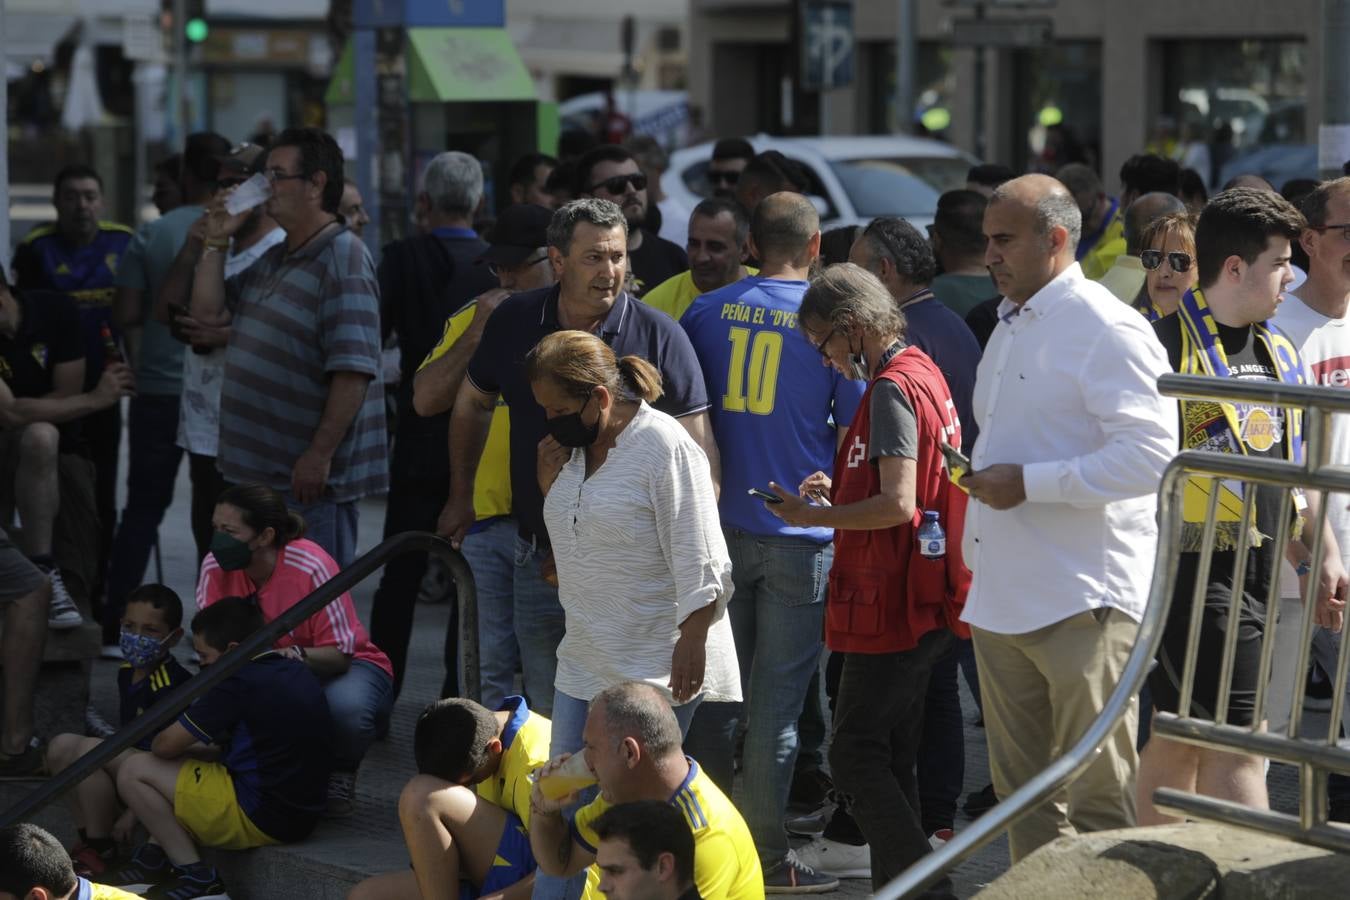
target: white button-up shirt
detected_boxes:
[961,263,1178,634]
[544,402,740,704]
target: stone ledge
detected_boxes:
[979,822,1350,899]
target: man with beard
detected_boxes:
[576,146,688,299]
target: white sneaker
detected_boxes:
[100,644,124,660]
[85,705,117,738]
[792,837,871,879]
[44,569,82,630]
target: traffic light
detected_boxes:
[185,18,209,43]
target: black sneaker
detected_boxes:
[0,737,47,778]
[763,849,840,894]
[142,866,230,899]
[98,844,172,893]
[963,783,999,818]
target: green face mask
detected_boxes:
[209,530,255,571]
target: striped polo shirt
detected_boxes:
[219,223,388,502]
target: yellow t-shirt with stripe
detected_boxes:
[419,301,512,520]
[474,696,552,827]
[571,760,764,900]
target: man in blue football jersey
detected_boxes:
[680,192,863,892]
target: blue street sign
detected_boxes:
[354,0,505,29]
[801,1,853,92]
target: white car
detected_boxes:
[664,134,978,233]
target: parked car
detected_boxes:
[664,134,978,232]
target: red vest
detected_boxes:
[827,346,972,654]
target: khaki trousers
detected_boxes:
[972,607,1140,862]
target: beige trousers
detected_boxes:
[972,607,1140,862]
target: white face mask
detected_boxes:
[848,337,868,380]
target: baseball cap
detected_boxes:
[481,204,553,266]
[218,142,266,180]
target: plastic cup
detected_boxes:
[224,172,273,215]
[537,752,597,801]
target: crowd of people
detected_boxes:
[4,120,1350,900]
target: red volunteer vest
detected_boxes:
[827,346,972,654]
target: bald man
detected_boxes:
[1098,192,1187,303]
[960,174,1177,861]
[678,191,862,890]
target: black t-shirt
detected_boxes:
[627,230,689,299]
[379,229,497,446]
[1154,314,1287,599]
[0,288,85,399]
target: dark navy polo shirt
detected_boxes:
[467,284,710,545]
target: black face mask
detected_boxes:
[546,391,601,448]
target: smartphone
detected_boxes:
[747,487,783,505]
[939,443,971,492]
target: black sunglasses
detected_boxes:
[1140,249,1193,273]
[707,170,740,185]
[589,172,647,195]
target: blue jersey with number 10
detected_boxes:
[681,276,865,542]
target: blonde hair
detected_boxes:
[525,330,663,404]
[1140,210,1198,258]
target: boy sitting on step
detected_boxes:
[98,596,330,900]
[46,584,193,877]
[349,695,552,900]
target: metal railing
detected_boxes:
[879,373,1350,898]
[0,530,476,828]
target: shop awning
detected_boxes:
[326,27,535,106]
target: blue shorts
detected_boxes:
[458,812,536,899]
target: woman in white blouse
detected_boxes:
[528,329,740,756]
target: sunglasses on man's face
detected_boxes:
[589,173,647,195]
[707,169,740,185]
[1140,249,1193,273]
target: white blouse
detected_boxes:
[543,401,740,705]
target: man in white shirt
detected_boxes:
[960,174,1178,862]
[1269,176,1350,822]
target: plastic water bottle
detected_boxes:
[918,510,946,559]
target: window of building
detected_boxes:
[1161,39,1307,151]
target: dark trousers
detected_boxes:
[917,638,966,835]
[368,432,456,699]
[83,403,120,617]
[188,453,227,565]
[105,395,182,644]
[830,629,954,891]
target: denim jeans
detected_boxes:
[725,530,829,864]
[831,628,954,891]
[324,659,396,772]
[286,492,359,570]
[513,535,565,718]
[460,518,520,708]
[106,395,183,643]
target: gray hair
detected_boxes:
[800,262,906,340]
[992,179,1083,251]
[547,198,629,254]
[593,682,682,758]
[420,151,483,217]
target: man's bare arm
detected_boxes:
[678,410,722,498]
[412,289,510,417]
[436,379,498,547]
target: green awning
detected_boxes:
[326,28,534,106]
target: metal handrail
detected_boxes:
[878,372,1350,897]
[0,530,476,827]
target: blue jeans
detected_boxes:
[722,530,830,864]
[286,492,359,569]
[513,535,565,717]
[324,659,395,771]
[106,395,183,635]
[460,518,520,708]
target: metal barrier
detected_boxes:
[879,373,1350,898]
[0,530,477,828]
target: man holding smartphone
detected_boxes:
[679,192,863,892]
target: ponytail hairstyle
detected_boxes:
[525,330,663,405]
[215,483,306,549]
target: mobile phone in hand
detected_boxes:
[747,487,783,505]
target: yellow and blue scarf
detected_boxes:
[1176,287,1304,551]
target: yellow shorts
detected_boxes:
[174,760,279,850]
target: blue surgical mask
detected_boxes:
[120,630,168,669]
